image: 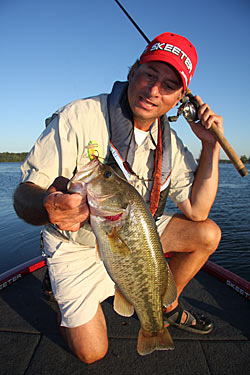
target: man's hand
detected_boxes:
[43,177,89,232]
[188,95,223,146]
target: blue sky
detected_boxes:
[1,0,250,159]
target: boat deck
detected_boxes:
[1,267,249,375]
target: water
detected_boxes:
[0,163,42,273]
[208,164,250,281]
[0,162,249,282]
[166,163,250,282]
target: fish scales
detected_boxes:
[68,158,177,354]
[91,189,168,333]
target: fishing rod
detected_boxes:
[114,0,150,44]
[113,0,248,177]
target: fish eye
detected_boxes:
[103,170,112,179]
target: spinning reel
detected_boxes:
[168,91,200,123]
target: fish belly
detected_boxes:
[90,207,171,334]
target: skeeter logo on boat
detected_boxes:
[226,279,250,300]
[0,273,22,290]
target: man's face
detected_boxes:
[127,61,183,129]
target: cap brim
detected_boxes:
[140,53,188,91]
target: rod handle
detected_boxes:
[209,122,248,177]
[185,88,248,177]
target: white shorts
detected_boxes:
[42,211,174,328]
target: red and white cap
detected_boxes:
[139,32,198,91]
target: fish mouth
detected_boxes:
[67,158,100,192]
[73,157,100,181]
[87,188,115,201]
[87,190,126,220]
[89,204,125,221]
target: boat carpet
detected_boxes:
[0,266,249,375]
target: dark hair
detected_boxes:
[127,60,140,80]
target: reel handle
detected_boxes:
[186,89,248,177]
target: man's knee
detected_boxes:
[62,304,109,364]
[199,218,221,254]
[74,344,108,364]
[161,213,221,255]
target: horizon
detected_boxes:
[1,0,250,159]
[1,151,249,163]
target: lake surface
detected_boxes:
[0,162,249,282]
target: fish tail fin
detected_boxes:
[114,286,134,317]
[137,328,174,356]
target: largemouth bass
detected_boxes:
[68,158,177,355]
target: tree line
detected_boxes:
[0,152,28,162]
[0,152,249,164]
[240,155,250,164]
[219,155,250,164]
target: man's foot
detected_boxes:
[163,304,213,334]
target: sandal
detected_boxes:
[163,304,213,335]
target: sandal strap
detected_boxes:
[163,303,213,334]
[164,304,197,327]
[182,310,196,327]
[164,304,185,325]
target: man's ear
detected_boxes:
[171,91,184,109]
[127,60,140,81]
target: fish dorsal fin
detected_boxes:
[108,227,131,257]
[114,286,134,317]
[162,267,177,308]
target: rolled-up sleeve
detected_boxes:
[169,129,198,205]
[21,112,79,189]
[20,95,109,191]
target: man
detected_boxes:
[13,32,222,363]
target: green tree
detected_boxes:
[240,155,248,164]
[0,152,28,162]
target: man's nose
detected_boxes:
[148,81,161,96]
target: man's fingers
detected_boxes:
[57,192,85,209]
[56,222,81,232]
[47,176,70,193]
[45,192,84,211]
[44,190,89,230]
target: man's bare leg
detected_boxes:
[55,213,221,359]
[58,304,108,364]
[161,213,221,318]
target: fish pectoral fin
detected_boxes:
[137,328,174,356]
[108,228,130,257]
[114,286,134,317]
[162,267,178,308]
